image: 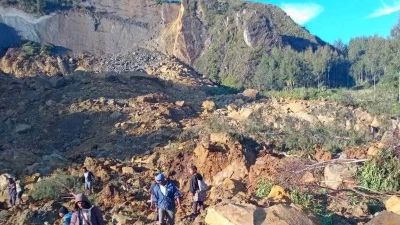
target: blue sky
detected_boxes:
[249,0,400,44]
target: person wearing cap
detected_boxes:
[59,206,72,225]
[152,173,182,225]
[70,193,105,225]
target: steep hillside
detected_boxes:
[0,0,327,76]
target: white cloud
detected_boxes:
[281,3,324,25]
[368,1,400,18]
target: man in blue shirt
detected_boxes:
[152,173,182,225]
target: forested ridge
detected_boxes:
[205,18,400,92]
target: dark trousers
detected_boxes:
[9,190,17,206]
[192,201,204,215]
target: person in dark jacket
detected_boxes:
[70,193,105,225]
[152,173,182,225]
[81,167,95,194]
[59,206,72,225]
[5,176,17,206]
[189,165,206,217]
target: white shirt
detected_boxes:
[81,208,92,225]
[84,172,90,183]
[160,185,167,196]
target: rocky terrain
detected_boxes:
[1,47,400,225]
[1,2,400,223]
[0,0,328,83]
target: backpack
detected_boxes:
[197,179,208,192]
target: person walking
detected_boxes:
[152,173,182,225]
[81,167,95,194]
[59,206,72,225]
[16,179,24,205]
[149,175,159,223]
[70,193,105,225]
[189,165,207,218]
[5,176,17,206]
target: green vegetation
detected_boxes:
[30,174,82,201]
[18,41,55,58]
[0,0,82,14]
[254,178,274,198]
[290,189,323,214]
[205,112,370,156]
[193,1,400,119]
[283,119,370,156]
[358,149,400,192]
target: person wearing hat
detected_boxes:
[70,193,105,225]
[59,206,72,225]
[152,173,182,225]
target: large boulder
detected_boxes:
[366,211,400,225]
[192,139,255,186]
[323,164,357,190]
[205,203,318,225]
[385,196,400,215]
[242,89,259,100]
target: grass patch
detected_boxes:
[358,149,400,192]
[254,178,274,198]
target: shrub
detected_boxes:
[254,177,273,198]
[283,118,370,155]
[358,149,400,192]
[30,174,83,201]
[290,189,322,213]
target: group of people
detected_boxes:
[3,164,207,225]
[58,193,105,225]
[150,165,208,225]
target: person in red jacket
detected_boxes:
[70,193,105,225]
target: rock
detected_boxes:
[42,153,68,169]
[122,166,134,174]
[146,152,160,168]
[323,164,357,190]
[222,178,246,193]
[367,146,380,157]
[202,100,216,111]
[0,210,10,222]
[15,124,32,133]
[381,131,397,147]
[301,171,316,183]
[366,211,400,225]
[205,203,262,225]
[210,133,232,144]
[228,108,254,121]
[205,203,318,225]
[227,104,237,111]
[45,100,55,106]
[49,75,66,88]
[314,150,333,162]
[371,117,380,128]
[385,196,400,215]
[212,160,249,186]
[242,89,259,100]
[110,112,122,119]
[175,101,185,107]
[112,214,133,225]
[267,185,290,202]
